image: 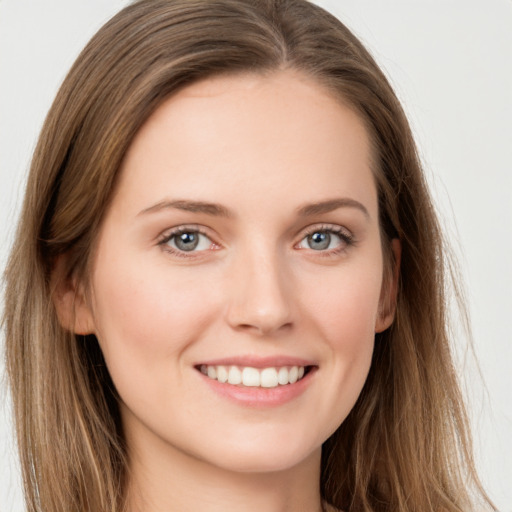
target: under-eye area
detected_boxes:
[196,365,317,388]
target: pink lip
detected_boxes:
[195,364,318,408]
[195,355,317,369]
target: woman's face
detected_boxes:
[78,70,396,474]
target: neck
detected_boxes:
[124,428,323,512]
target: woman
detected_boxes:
[2,0,496,511]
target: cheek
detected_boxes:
[89,248,219,372]
[298,257,383,413]
[303,258,383,344]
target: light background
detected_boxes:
[0,0,511,510]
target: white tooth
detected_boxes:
[277,367,289,385]
[200,364,208,375]
[216,365,228,383]
[228,366,242,385]
[260,368,279,388]
[242,367,260,387]
[289,366,299,384]
[298,366,305,379]
[207,366,217,379]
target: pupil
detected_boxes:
[308,232,330,250]
[176,232,199,251]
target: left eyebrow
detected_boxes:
[297,198,370,219]
[137,199,233,218]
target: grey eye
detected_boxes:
[297,228,350,252]
[161,228,214,254]
[160,228,216,256]
[174,232,200,251]
[307,232,331,250]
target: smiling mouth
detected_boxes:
[197,364,314,388]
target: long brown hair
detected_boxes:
[3,0,495,510]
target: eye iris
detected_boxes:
[175,232,199,251]
[308,231,330,250]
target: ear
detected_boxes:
[375,238,401,333]
[51,255,96,335]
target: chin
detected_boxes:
[201,434,322,475]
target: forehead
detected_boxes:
[112,69,377,219]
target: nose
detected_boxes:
[225,247,293,336]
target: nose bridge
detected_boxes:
[226,238,293,336]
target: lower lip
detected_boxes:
[197,368,317,407]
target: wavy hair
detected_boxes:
[3,0,495,510]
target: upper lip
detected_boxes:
[195,355,317,369]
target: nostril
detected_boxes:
[232,320,293,336]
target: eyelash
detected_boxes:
[158,226,217,259]
[296,224,355,257]
[157,224,355,258]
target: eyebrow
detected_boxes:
[138,197,369,219]
[138,199,232,217]
[297,198,370,218]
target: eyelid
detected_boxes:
[296,223,354,240]
[158,224,206,242]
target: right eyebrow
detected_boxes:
[137,199,233,218]
[296,197,370,220]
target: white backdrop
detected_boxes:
[1,1,511,510]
